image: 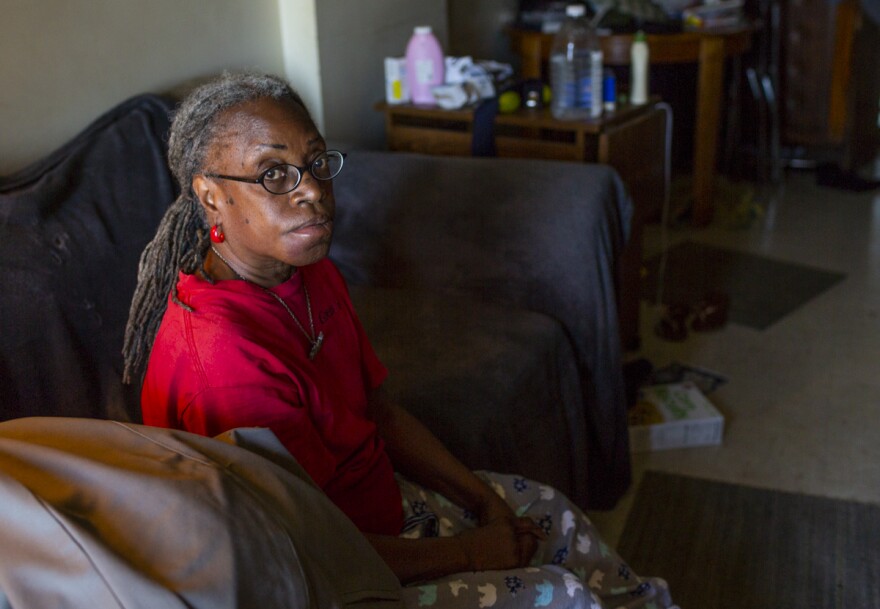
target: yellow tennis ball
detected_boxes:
[498,90,521,113]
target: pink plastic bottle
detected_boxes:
[405,26,445,105]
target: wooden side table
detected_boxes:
[509,26,754,226]
[375,100,669,350]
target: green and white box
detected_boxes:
[628,382,724,452]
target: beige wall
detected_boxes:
[279,0,324,130]
[313,0,449,150]
[1,0,285,175]
[447,0,519,67]
[1,0,453,174]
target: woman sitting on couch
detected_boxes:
[123,71,675,609]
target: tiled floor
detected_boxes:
[589,164,880,548]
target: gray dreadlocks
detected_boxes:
[122,72,311,384]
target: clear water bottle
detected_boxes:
[550,4,603,120]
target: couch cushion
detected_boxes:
[0,95,177,422]
[350,286,588,506]
[332,150,633,509]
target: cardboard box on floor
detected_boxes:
[628,382,725,452]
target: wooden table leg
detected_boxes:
[521,35,544,81]
[692,36,725,226]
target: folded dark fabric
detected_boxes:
[0,94,178,423]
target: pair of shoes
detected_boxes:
[654,292,731,341]
[654,302,690,342]
[691,291,730,332]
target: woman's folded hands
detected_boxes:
[456,495,547,571]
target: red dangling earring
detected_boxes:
[210,225,225,244]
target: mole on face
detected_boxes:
[227,197,235,206]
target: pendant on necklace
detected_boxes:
[309,331,325,360]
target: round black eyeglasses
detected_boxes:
[204,150,346,195]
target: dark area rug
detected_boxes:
[618,471,880,609]
[642,240,846,329]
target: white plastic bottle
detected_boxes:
[405,26,445,105]
[550,4,603,120]
[630,30,649,105]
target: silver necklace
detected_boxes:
[210,246,324,360]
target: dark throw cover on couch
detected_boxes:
[0,94,177,423]
[331,152,633,508]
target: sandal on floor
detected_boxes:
[654,302,690,341]
[691,291,730,332]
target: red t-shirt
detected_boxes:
[141,258,403,536]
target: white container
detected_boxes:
[405,26,445,105]
[628,382,724,452]
[384,57,409,104]
[630,30,650,105]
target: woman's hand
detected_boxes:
[456,494,547,571]
[457,515,546,571]
[476,491,518,526]
[513,516,546,566]
[476,489,546,540]
[367,392,547,577]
